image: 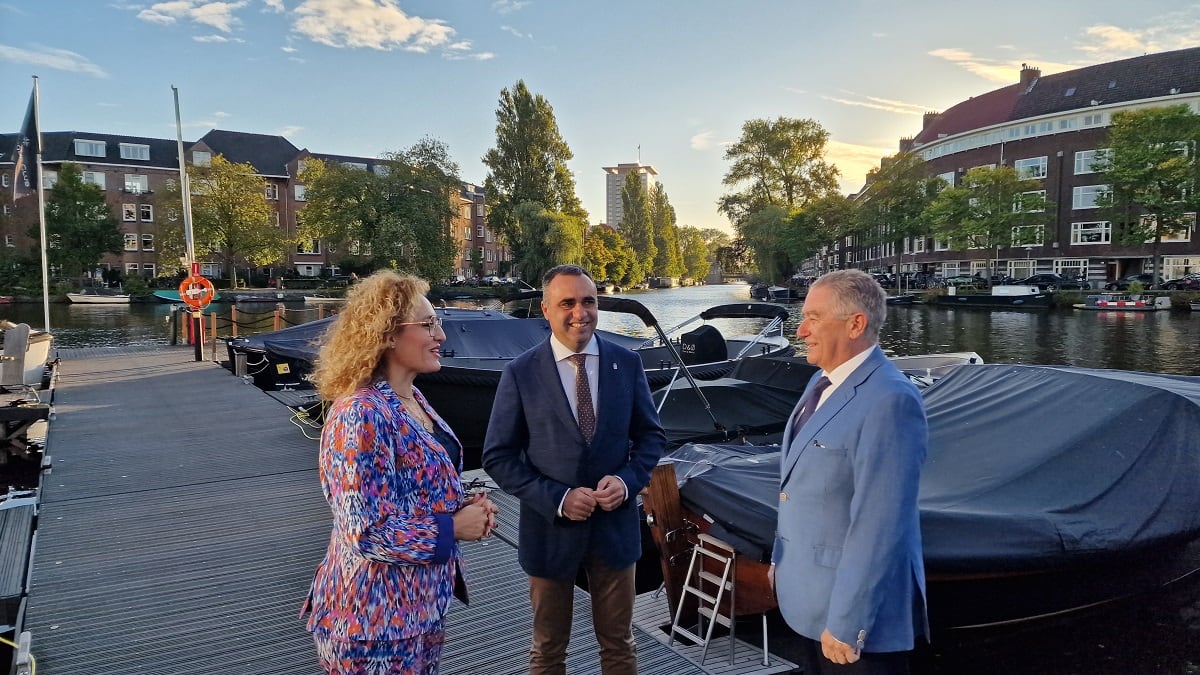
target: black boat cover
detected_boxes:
[665,364,1200,572]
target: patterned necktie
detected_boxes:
[570,353,596,443]
[791,376,832,432]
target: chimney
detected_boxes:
[898,137,915,153]
[922,111,941,130]
[1020,63,1041,88]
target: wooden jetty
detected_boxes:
[13,346,793,674]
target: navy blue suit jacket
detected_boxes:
[482,337,666,579]
[772,346,930,653]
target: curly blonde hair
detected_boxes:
[311,270,430,400]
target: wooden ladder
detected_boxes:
[668,533,738,665]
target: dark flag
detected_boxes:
[11,88,40,201]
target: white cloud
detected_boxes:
[288,56,306,63]
[108,2,145,10]
[1077,14,1200,61]
[444,50,494,61]
[277,125,303,137]
[0,44,109,78]
[820,90,929,116]
[292,0,455,51]
[690,131,715,151]
[928,47,1075,84]
[281,45,297,52]
[784,86,807,95]
[262,0,284,11]
[826,139,893,192]
[137,1,249,33]
[1,3,29,15]
[501,24,532,40]
[493,0,529,15]
[193,33,244,42]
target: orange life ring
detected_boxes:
[179,274,216,309]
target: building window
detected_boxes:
[1008,260,1036,279]
[142,263,156,277]
[1163,256,1197,280]
[1,174,7,188]
[273,211,280,226]
[477,225,484,238]
[192,151,211,166]
[294,185,306,201]
[1072,185,1109,210]
[1082,113,1105,127]
[124,233,138,251]
[142,234,154,251]
[296,239,320,254]
[940,263,959,277]
[296,159,309,174]
[140,204,153,222]
[464,226,472,239]
[1071,221,1111,245]
[1014,190,1046,213]
[342,162,367,170]
[1011,224,1045,246]
[1058,118,1077,130]
[82,171,106,190]
[1054,258,1089,278]
[486,230,493,243]
[1013,157,1047,179]
[43,170,58,189]
[124,174,149,194]
[372,165,390,176]
[119,143,150,161]
[476,204,485,217]
[477,246,485,261]
[1074,149,1110,175]
[126,263,139,275]
[3,235,14,247]
[74,139,106,157]
[1140,213,1195,243]
[1037,121,1053,133]
[122,204,137,222]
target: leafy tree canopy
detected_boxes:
[39,162,122,279]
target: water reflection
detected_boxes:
[4,285,1200,375]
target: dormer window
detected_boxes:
[119,143,150,161]
[74,139,106,157]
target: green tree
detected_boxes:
[585,226,634,284]
[39,163,122,279]
[160,155,288,286]
[678,226,711,281]
[698,228,731,261]
[738,204,795,282]
[650,183,684,277]
[620,172,655,283]
[299,137,461,281]
[482,80,587,270]
[1100,105,1200,285]
[786,194,857,272]
[855,152,942,274]
[718,116,841,227]
[925,165,1050,282]
[510,201,586,282]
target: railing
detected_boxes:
[171,303,337,360]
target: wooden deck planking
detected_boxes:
[20,348,711,674]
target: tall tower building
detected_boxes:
[603,162,658,227]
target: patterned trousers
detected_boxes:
[314,628,446,675]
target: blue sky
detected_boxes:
[2,1,1199,234]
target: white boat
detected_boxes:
[1074,294,1171,311]
[66,291,131,304]
[303,295,346,304]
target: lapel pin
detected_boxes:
[612,363,618,370]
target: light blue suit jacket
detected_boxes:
[772,346,929,653]
[482,337,666,579]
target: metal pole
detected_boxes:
[193,311,202,361]
[172,86,196,267]
[32,77,50,333]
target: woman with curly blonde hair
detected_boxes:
[302,269,497,674]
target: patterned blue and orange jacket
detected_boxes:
[303,380,466,641]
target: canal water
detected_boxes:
[5,285,1200,673]
[12,283,1200,375]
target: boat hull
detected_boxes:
[66,293,131,304]
[930,292,1051,308]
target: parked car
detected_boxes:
[942,275,983,289]
[1162,273,1200,291]
[1017,273,1090,291]
[1104,273,1162,291]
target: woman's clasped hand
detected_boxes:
[454,491,499,541]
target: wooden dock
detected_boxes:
[17,347,797,674]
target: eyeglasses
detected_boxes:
[396,316,444,336]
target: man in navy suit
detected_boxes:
[771,269,929,674]
[482,264,665,675]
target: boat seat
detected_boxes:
[679,325,725,366]
[0,324,49,401]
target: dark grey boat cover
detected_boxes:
[234,308,643,364]
[664,364,1200,572]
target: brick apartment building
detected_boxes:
[840,47,1200,284]
[0,128,507,284]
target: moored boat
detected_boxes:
[303,295,346,304]
[66,289,131,304]
[929,284,1051,309]
[1075,294,1171,311]
[643,364,1200,632]
[152,290,181,303]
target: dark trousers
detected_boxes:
[801,637,911,675]
[528,562,637,675]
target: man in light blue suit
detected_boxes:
[482,264,665,675]
[771,269,929,674]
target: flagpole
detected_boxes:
[33,76,50,333]
[172,86,202,361]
